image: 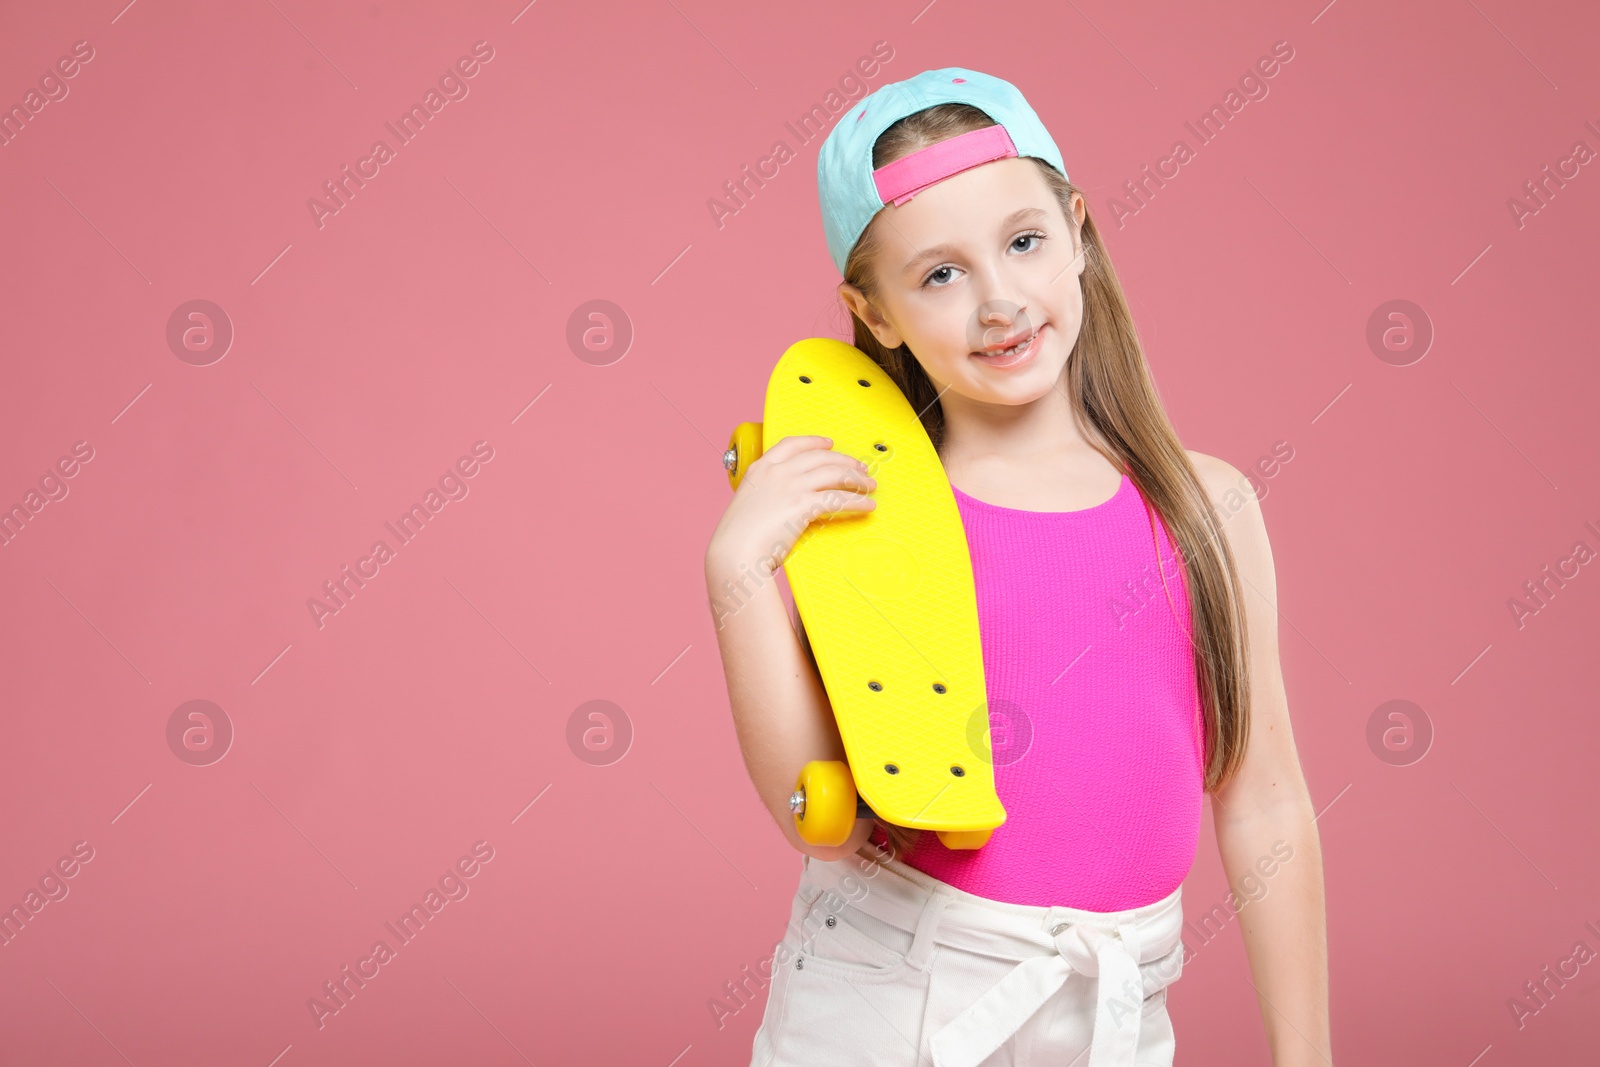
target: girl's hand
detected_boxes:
[706,435,876,579]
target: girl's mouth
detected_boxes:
[972,324,1044,369]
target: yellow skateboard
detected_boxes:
[723,337,1005,851]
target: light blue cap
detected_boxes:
[816,66,1068,275]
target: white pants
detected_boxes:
[750,846,1186,1067]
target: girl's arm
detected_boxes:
[1190,450,1333,1066]
[706,545,875,862]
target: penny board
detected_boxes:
[763,337,1005,835]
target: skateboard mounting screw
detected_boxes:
[950,765,965,777]
[857,379,871,387]
[867,680,883,692]
[826,916,836,927]
[874,443,888,452]
[884,763,899,774]
[799,375,812,383]
[797,958,805,970]
[932,683,947,694]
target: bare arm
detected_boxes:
[1190,450,1332,1066]
[705,436,878,861]
[706,550,875,861]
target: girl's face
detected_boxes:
[839,157,1087,409]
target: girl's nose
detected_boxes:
[969,298,1029,352]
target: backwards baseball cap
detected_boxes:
[816,66,1068,275]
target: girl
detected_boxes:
[705,67,1330,1066]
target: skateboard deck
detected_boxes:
[763,337,1005,837]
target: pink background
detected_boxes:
[1,0,1596,1064]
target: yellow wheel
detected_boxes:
[723,422,764,491]
[790,760,857,847]
[936,828,993,850]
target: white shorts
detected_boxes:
[749,845,1186,1067]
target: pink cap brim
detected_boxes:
[871,124,1019,206]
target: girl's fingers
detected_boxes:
[769,436,871,471]
[766,435,837,462]
[780,454,870,486]
[780,450,871,482]
[798,461,876,494]
[809,488,877,514]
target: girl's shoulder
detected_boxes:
[1182,447,1277,587]
[1183,449,1247,510]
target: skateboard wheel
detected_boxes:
[723,422,764,491]
[792,760,858,848]
[936,828,993,850]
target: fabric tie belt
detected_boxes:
[802,855,1185,1067]
[929,910,1180,1067]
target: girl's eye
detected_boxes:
[1013,231,1047,253]
[919,231,1049,288]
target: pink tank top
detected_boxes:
[869,472,1206,911]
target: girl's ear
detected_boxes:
[1068,192,1087,259]
[837,282,905,350]
[1050,191,1089,280]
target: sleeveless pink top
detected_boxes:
[869,472,1206,911]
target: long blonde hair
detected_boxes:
[841,103,1253,862]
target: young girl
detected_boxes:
[705,67,1330,1066]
